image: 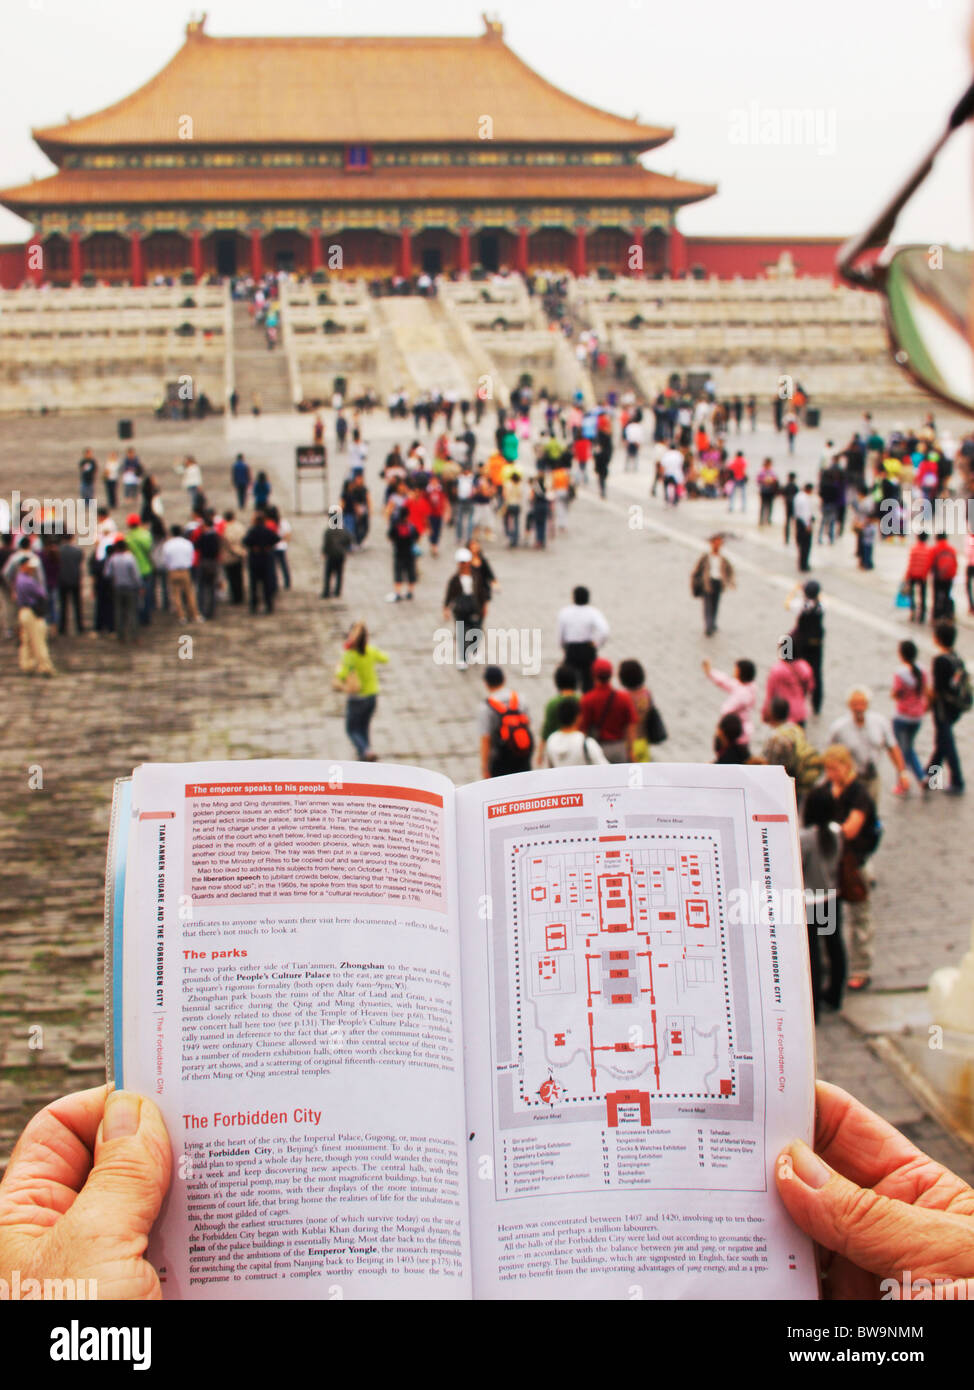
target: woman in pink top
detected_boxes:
[890,638,928,790]
[966,530,974,615]
[761,650,815,727]
[702,657,757,745]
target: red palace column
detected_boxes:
[398,228,412,278]
[26,235,44,286]
[190,229,203,281]
[129,232,144,286]
[458,226,471,275]
[515,226,528,275]
[250,230,264,279]
[69,232,82,284]
[310,228,322,273]
[572,227,587,278]
[668,227,688,278]
[628,226,644,277]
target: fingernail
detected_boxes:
[104,1091,141,1141]
[790,1140,832,1190]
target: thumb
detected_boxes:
[775,1140,955,1278]
[65,1091,172,1250]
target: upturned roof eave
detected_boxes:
[0,169,717,216]
[27,28,675,154]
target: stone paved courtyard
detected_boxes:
[1,399,972,1183]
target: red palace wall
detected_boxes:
[0,243,26,288]
[682,237,844,280]
[0,235,848,288]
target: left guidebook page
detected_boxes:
[105,759,471,1301]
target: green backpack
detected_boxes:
[766,724,823,794]
[943,654,973,720]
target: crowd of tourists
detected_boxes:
[321,387,971,1024]
[415,575,968,1022]
[1,446,296,674]
[319,379,972,1033]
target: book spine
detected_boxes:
[102,777,131,1087]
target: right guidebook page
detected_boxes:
[456,763,819,1300]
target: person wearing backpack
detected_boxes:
[929,532,958,620]
[787,579,826,714]
[480,666,534,779]
[761,697,824,809]
[385,507,419,604]
[691,533,735,636]
[926,621,967,795]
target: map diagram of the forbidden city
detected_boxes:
[500,831,755,1132]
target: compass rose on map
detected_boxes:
[537,1074,561,1105]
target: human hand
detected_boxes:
[776,1081,974,1299]
[0,1086,172,1300]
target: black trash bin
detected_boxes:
[805,406,820,428]
[118,418,133,441]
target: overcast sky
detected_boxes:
[1,0,972,250]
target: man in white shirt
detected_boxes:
[661,445,685,506]
[160,524,202,623]
[544,696,609,767]
[556,585,610,692]
[178,456,203,511]
[454,463,475,542]
[829,688,909,805]
[623,416,644,472]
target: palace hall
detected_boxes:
[0,15,722,286]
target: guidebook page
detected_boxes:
[115,759,470,1300]
[457,763,818,1299]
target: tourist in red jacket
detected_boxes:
[928,532,958,620]
[578,658,637,763]
[904,532,933,623]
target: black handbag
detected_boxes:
[646,703,668,745]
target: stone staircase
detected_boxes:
[231,300,294,412]
[375,296,472,400]
[589,353,643,405]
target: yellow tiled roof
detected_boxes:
[33,25,673,152]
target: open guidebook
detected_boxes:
[104,759,819,1300]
